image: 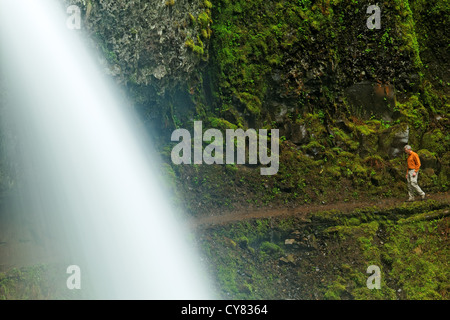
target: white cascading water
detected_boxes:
[0,0,214,299]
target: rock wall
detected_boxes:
[66,0,210,88]
[53,1,450,213]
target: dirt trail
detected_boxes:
[1,192,448,272]
[191,192,450,228]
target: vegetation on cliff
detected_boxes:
[158,0,449,215]
[18,0,445,216]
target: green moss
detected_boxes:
[237,236,249,249]
[383,216,449,299]
[397,208,450,225]
[395,95,429,130]
[260,241,283,256]
[197,11,211,27]
[325,165,341,178]
[203,0,213,9]
[185,36,205,56]
[236,91,262,115]
[188,12,196,24]
[332,127,360,151]
[421,129,446,155]
[392,0,423,69]
[207,117,238,130]
[324,276,347,300]
[350,162,368,179]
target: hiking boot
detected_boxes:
[421,194,426,201]
[406,197,415,202]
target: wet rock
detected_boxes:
[224,237,237,249]
[279,254,295,265]
[344,81,396,121]
[274,104,289,123]
[334,119,353,134]
[284,239,296,245]
[393,126,410,144]
[379,124,410,158]
[309,234,319,250]
[417,149,440,171]
[390,125,410,157]
[66,0,210,93]
[421,129,446,155]
[289,123,309,145]
[290,230,302,238]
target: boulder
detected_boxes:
[379,124,410,158]
[344,81,396,121]
[289,123,309,145]
[284,239,296,245]
[279,254,296,265]
[417,149,440,171]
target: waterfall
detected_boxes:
[0,0,214,299]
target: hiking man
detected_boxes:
[404,145,426,201]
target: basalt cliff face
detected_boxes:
[60,0,212,134]
[41,1,450,213]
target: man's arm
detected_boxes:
[412,153,421,176]
[414,153,421,172]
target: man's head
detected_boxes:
[404,145,412,155]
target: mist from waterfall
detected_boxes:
[0,0,214,299]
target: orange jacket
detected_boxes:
[407,151,421,173]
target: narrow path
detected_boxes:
[1,192,448,271]
[191,192,450,228]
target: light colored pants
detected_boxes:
[407,169,425,199]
